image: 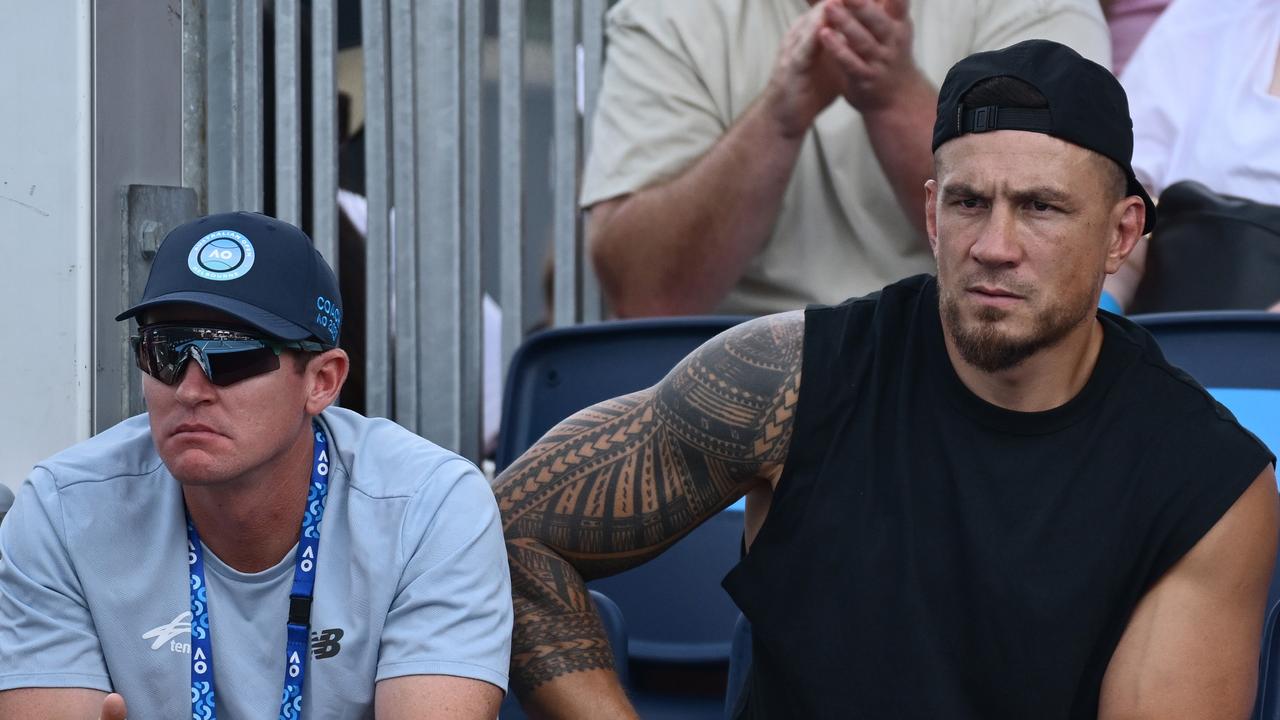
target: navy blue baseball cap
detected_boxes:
[116,211,343,347]
[932,39,1157,234]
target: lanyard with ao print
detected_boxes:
[186,420,331,720]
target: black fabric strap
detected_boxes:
[958,105,1053,134]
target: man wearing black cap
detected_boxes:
[0,212,512,719]
[496,40,1278,718]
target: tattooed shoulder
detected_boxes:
[657,310,804,469]
[497,310,805,697]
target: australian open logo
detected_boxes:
[187,230,256,281]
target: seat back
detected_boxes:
[1131,311,1280,720]
[0,484,13,535]
[724,613,753,719]
[1129,181,1280,314]
[0,484,12,561]
[498,316,749,664]
[497,316,749,470]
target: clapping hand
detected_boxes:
[816,0,923,113]
[764,0,922,138]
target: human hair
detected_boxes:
[958,76,1128,202]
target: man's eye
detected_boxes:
[960,198,982,209]
[1030,201,1053,212]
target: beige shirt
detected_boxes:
[581,0,1112,315]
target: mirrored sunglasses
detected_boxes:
[130,324,327,387]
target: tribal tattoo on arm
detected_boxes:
[495,311,804,698]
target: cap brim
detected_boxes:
[1129,176,1158,235]
[116,291,316,342]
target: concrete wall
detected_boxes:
[0,0,183,492]
[0,3,94,491]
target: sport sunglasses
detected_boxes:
[130,324,328,387]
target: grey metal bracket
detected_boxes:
[121,184,198,416]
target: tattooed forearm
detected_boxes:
[495,312,804,697]
[508,540,615,697]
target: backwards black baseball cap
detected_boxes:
[932,39,1157,234]
[116,211,343,347]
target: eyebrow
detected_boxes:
[941,183,1074,205]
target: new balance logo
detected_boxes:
[143,611,192,654]
[310,628,344,659]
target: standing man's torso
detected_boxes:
[582,0,1111,314]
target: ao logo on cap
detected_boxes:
[187,230,256,281]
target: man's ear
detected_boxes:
[304,348,349,415]
[924,178,940,257]
[1105,196,1145,275]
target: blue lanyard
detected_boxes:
[187,420,331,720]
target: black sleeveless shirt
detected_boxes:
[723,274,1274,719]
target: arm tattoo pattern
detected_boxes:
[495,312,804,696]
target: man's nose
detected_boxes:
[173,352,217,404]
[969,205,1023,267]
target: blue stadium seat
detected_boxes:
[724,613,753,719]
[0,484,12,560]
[499,589,629,719]
[498,316,750,718]
[497,316,749,472]
[1257,602,1280,720]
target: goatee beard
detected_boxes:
[938,282,1092,373]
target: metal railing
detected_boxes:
[198,0,608,461]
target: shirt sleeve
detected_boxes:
[0,470,112,692]
[971,0,1112,68]
[578,2,729,208]
[375,460,513,691]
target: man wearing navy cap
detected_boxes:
[497,40,1278,718]
[0,212,512,719]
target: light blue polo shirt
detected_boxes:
[0,407,512,719]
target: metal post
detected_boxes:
[498,0,525,374]
[274,0,302,225]
[459,0,484,461]
[240,0,264,212]
[389,0,418,430]
[415,0,463,451]
[580,0,606,322]
[551,0,578,326]
[206,0,235,213]
[361,0,393,419]
[311,0,339,271]
[182,0,208,215]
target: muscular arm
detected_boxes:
[860,72,935,236]
[818,0,933,237]
[1099,466,1279,719]
[587,96,809,318]
[495,312,804,717]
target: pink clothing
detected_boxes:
[1107,0,1170,74]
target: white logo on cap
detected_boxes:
[187,230,256,281]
